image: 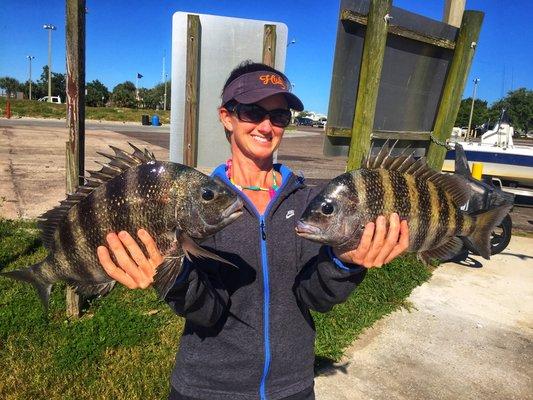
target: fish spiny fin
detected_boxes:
[153,256,184,299]
[428,173,471,206]
[419,237,464,263]
[37,144,157,250]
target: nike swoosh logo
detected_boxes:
[286,210,295,219]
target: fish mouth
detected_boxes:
[222,198,244,220]
[295,220,324,241]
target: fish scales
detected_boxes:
[421,181,441,251]
[361,169,385,218]
[2,145,243,309]
[389,171,411,219]
[296,141,512,264]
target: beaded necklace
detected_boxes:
[226,159,279,199]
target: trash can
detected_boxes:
[141,114,150,126]
[151,115,160,126]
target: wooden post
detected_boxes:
[346,0,391,171]
[443,0,466,28]
[262,25,277,67]
[426,10,484,169]
[65,0,86,318]
[183,14,201,167]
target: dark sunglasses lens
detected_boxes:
[270,110,292,127]
[237,104,267,123]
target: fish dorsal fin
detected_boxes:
[362,140,470,206]
[37,143,157,250]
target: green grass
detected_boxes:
[0,218,431,399]
[0,98,170,124]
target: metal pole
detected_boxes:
[27,55,35,100]
[43,24,56,102]
[48,28,52,101]
[164,73,168,111]
[467,77,479,141]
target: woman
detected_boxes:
[97,61,409,400]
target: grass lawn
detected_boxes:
[0,218,431,399]
[0,98,171,124]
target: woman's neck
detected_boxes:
[229,153,274,188]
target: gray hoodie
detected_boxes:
[165,164,366,400]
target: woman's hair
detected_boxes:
[221,61,289,142]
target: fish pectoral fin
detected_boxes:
[419,236,464,264]
[72,281,116,298]
[153,255,184,299]
[180,234,238,269]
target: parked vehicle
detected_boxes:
[38,96,62,104]
[295,117,314,126]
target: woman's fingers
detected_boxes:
[373,213,401,267]
[106,232,144,283]
[363,215,387,267]
[118,231,149,268]
[138,229,164,267]
[97,245,137,289]
[384,219,410,264]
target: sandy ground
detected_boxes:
[315,236,533,400]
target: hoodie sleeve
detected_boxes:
[164,239,229,327]
[294,243,366,313]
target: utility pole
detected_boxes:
[467,77,480,141]
[164,73,168,111]
[43,24,57,102]
[27,55,35,100]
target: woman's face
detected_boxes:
[220,94,289,162]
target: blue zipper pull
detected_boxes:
[260,220,266,240]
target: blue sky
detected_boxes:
[0,1,531,114]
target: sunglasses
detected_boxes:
[226,103,292,128]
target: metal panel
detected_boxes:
[324,0,458,157]
[170,13,288,168]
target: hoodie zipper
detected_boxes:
[213,166,303,400]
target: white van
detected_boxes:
[38,96,62,104]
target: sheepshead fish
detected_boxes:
[2,144,243,308]
[296,142,511,264]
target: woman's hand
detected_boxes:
[333,213,409,269]
[97,229,164,289]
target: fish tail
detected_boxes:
[1,262,54,310]
[463,204,512,259]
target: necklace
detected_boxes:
[226,159,279,199]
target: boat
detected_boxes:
[442,110,533,192]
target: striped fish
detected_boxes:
[2,144,243,309]
[296,142,511,264]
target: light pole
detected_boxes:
[163,73,168,111]
[43,24,56,102]
[467,77,480,141]
[26,55,35,100]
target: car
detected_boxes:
[38,96,62,104]
[295,117,314,126]
[312,118,327,128]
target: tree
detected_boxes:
[111,81,137,108]
[296,111,311,117]
[37,66,66,101]
[86,80,110,107]
[488,88,532,133]
[455,98,489,128]
[137,81,171,110]
[0,76,22,97]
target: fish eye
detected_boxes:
[201,188,215,201]
[321,201,334,215]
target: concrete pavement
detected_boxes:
[315,235,533,400]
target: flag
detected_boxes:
[137,73,143,79]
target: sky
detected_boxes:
[0,0,531,114]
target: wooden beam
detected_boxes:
[183,14,201,167]
[326,126,431,141]
[426,10,484,169]
[443,0,466,28]
[262,24,276,67]
[346,0,391,171]
[65,0,86,318]
[341,9,456,50]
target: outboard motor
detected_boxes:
[453,143,514,256]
